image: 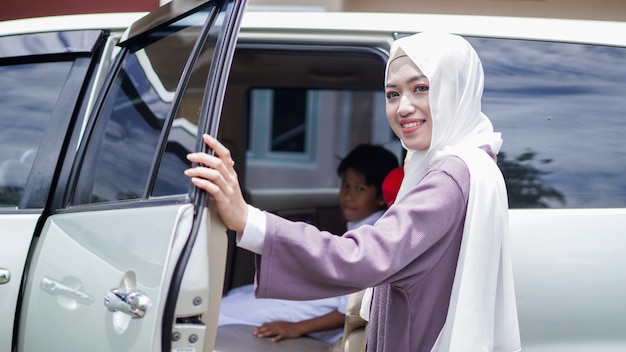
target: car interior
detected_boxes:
[214,42,394,351]
[219,43,391,289]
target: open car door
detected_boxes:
[16,0,247,350]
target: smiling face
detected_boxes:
[385,53,433,151]
[339,168,386,222]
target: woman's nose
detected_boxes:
[397,95,415,116]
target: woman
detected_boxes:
[185,32,520,351]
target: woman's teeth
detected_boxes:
[402,120,424,128]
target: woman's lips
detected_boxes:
[401,119,426,133]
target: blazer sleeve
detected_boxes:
[254,157,470,300]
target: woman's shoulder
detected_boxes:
[423,155,471,201]
[429,155,470,181]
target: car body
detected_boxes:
[1,1,625,351]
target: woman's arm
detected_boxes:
[256,156,469,300]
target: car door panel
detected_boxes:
[510,209,626,351]
[19,204,190,351]
[0,215,38,350]
[172,203,229,351]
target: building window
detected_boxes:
[247,88,319,164]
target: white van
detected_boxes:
[1,1,625,350]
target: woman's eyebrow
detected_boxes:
[385,74,427,88]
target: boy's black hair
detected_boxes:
[337,144,399,196]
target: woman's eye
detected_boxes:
[415,85,429,93]
[385,91,398,99]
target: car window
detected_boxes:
[0,61,72,207]
[242,38,626,209]
[71,9,215,205]
[469,37,626,208]
[152,10,226,197]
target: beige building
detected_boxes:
[5,0,623,22]
[246,0,626,22]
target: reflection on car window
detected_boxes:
[153,11,223,197]
[72,9,211,205]
[469,37,626,208]
[0,61,72,207]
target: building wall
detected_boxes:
[342,0,626,22]
[251,0,626,21]
[2,0,159,21]
[2,0,624,23]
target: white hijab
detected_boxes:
[385,32,521,351]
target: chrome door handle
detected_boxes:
[40,277,94,305]
[0,268,10,285]
[104,288,150,319]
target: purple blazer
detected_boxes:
[254,156,470,352]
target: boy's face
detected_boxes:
[339,168,386,222]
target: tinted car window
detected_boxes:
[153,10,225,197]
[469,38,626,208]
[0,61,72,206]
[72,11,211,204]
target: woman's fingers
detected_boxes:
[185,134,248,232]
[186,135,233,171]
[203,134,235,169]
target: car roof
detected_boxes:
[0,12,144,36]
[240,11,626,47]
[1,10,625,47]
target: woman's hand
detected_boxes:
[185,134,248,233]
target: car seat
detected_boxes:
[332,290,368,352]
